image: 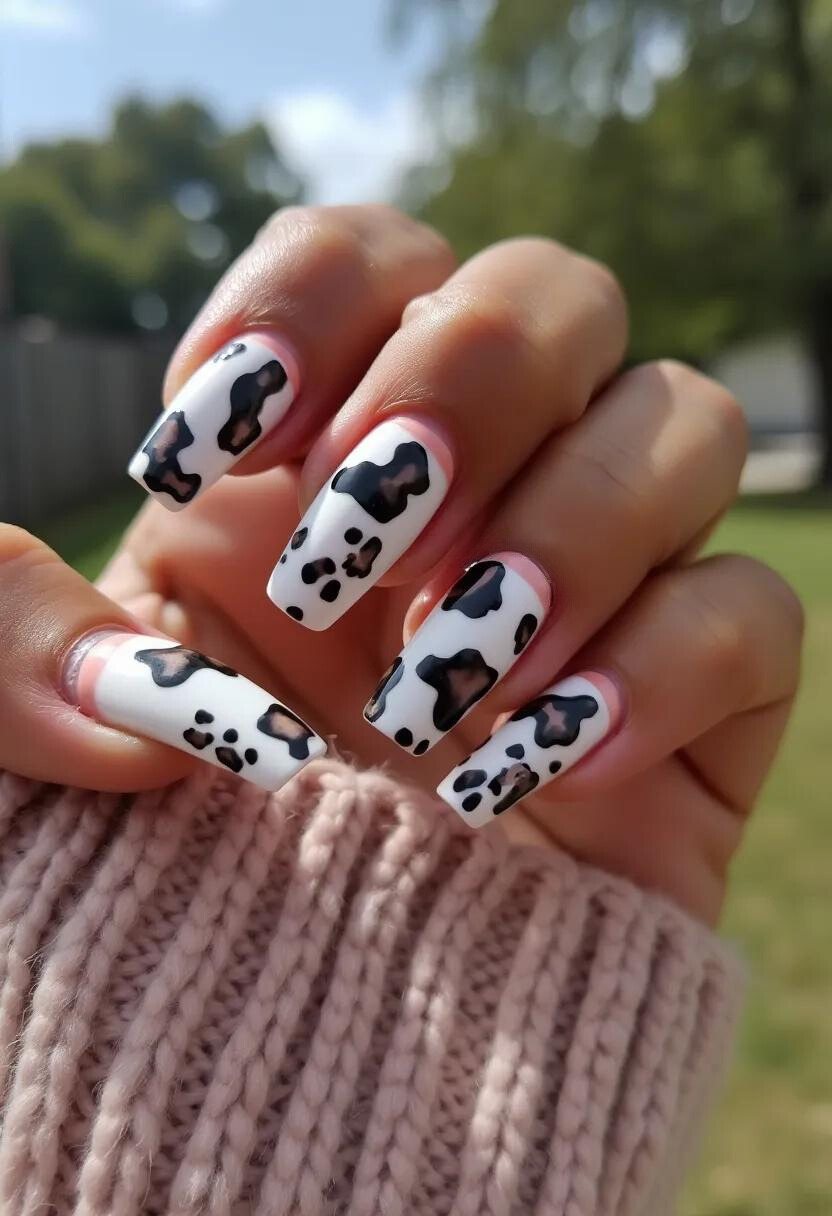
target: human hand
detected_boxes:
[0,205,803,924]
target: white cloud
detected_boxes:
[0,0,88,34]
[267,89,436,205]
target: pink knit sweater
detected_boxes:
[0,759,742,1216]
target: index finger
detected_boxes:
[128,205,456,510]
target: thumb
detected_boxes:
[0,526,325,791]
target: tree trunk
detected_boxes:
[807,286,832,486]
[778,0,830,485]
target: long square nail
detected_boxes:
[437,672,619,827]
[364,553,551,755]
[128,331,299,510]
[268,416,453,630]
[66,630,326,792]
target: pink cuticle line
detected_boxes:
[490,551,553,613]
[397,415,455,484]
[62,618,177,717]
[61,629,139,718]
[583,669,627,733]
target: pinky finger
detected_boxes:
[438,554,803,826]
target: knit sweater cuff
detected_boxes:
[0,761,743,1216]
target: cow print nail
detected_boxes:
[129,331,297,511]
[140,411,202,505]
[331,440,430,524]
[437,674,614,828]
[257,702,318,760]
[514,613,538,655]
[342,536,382,579]
[441,560,505,618]
[217,359,288,455]
[510,693,599,749]
[363,553,551,756]
[415,650,499,733]
[79,633,325,793]
[136,645,237,688]
[268,419,452,631]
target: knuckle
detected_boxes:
[702,383,749,468]
[403,283,532,371]
[655,359,749,466]
[573,253,628,324]
[738,555,806,648]
[691,555,804,700]
[258,206,369,281]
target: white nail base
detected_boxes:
[128,332,297,511]
[267,418,452,631]
[437,674,613,828]
[364,555,550,754]
[76,632,326,792]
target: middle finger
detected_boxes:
[267,238,628,629]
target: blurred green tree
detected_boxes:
[397,0,832,483]
[0,97,302,333]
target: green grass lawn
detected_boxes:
[40,491,832,1215]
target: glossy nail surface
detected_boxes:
[268,416,453,630]
[66,630,326,791]
[364,554,551,755]
[437,672,618,828]
[128,331,299,510]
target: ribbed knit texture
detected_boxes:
[0,759,743,1216]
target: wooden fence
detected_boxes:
[0,325,175,526]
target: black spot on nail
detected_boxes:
[331,440,430,523]
[395,727,413,748]
[183,727,214,750]
[136,644,237,687]
[139,411,202,504]
[511,693,599,749]
[257,703,316,760]
[344,527,362,544]
[513,613,539,655]
[505,743,525,759]
[279,554,287,564]
[215,745,243,773]
[549,760,562,775]
[414,739,430,755]
[441,560,505,619]
[290,527,308,550]
[217,359,288,455]
[415,650,499,733]
[195,709,214,724]
[302,557,336,584]
[286,606,304,621]
[462,793,482,813]
[223,728,238,743]
[342,536,382,579]
[452,769,487,792]
[490,763,539,814]
[320,579,341,602]
[245,748,258,765]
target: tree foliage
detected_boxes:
[398,0,832,447]
[0,97,302,332]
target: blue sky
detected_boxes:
[0,0,453,201]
